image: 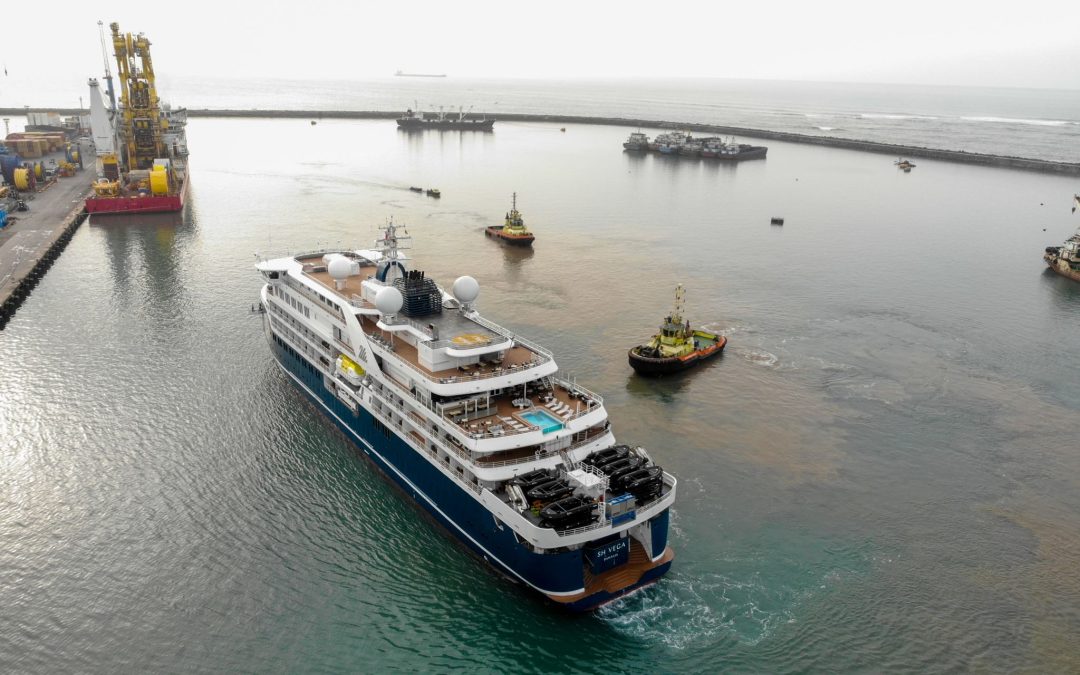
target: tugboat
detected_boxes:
[485,192,535,246]
[628,284,727,376]
[426,188,441,198]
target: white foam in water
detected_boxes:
[597,572,792,650]
[743,349,779,367]
[960,115,1071,126]
[816,126,836,131]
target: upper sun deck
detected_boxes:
[277,250,556,387]
[300,254,377,306]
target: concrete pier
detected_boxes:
[6,107,1078,176]
[0,147,94,329]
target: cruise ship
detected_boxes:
[255,221,676,610]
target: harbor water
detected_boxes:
[2,116,1079,672]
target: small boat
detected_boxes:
[581,444,631,470]
[622,131,650,152]
[895,158,916,171]
[539,495,597,530]
[628,284,727,376]
[485,192,535,246]
[525,479,573,505]
[311,120,317,125]
[615,466,665,500]
[1044,225,1080,283]
[426,188,441,198]
[510,468,556,491]
[604,456,647,484]
[771,217,784,225]
[409,186,423,193]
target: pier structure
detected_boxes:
[6,107,1076,176]
[0,140,94,328]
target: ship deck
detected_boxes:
[358,314,538,380]
[300,255,512,362]
[551,541,674,607]
[300,256,377,303]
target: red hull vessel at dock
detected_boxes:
[86,23,189,217]
[85,172,188,214]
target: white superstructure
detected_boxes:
[256,220,677,608]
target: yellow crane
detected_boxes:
[110,22,168,170]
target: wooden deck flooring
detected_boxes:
[548,540,675,607]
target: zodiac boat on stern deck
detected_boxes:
[255,220,676,610]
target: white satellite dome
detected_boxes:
[375,286,404,315]
[327,255,353,280]
[452,276,480,304]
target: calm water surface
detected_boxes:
[2,119,1079,672]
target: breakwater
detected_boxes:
[6,107,1080,175]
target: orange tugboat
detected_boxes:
[485,193,535,246]
[629,284,727,376]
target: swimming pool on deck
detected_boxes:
[519,409,564,434]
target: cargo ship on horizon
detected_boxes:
[256,220,675,611]
[86,22,189,215]
[395,70,447,78]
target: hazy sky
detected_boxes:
[2,0,1079,100]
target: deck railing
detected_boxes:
[368,377,612,470]
[365,335,549,385]
[465,311,554,359]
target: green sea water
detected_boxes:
[2,118,1079,672]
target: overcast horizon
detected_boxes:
[3,0,1080,103]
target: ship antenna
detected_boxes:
[671,284,685,325]
[512,192,516,212]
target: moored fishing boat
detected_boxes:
[653,131,691,155]
[716,136,768,161]
[486,193,535,246]
[700,138,722,158]
[629,284,727,376]
[622,131,650,152]
[256,220,674,610]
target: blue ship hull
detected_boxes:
[268,328,672,611]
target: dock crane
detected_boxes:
[110,22,168,170]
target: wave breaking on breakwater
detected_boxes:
[960,115,1076,126]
